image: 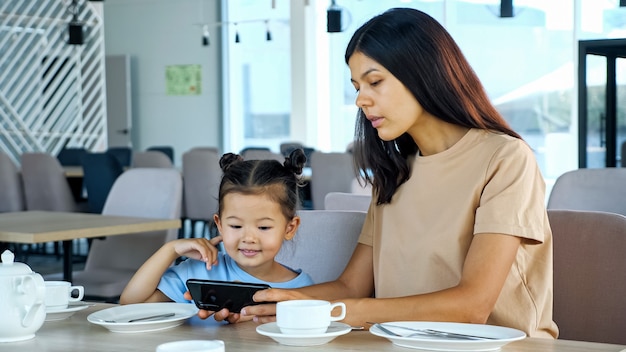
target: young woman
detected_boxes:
[237,8,558,338]
[120,149,313,322]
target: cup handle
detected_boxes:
[69,285,85,302]
[329,302,346,321]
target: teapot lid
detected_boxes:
[0,250,33,275]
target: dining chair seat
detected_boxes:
[181,149,221,238]
[106,147,132,168]
[45,168,183,301]
[81,152,124,214]
[132,151,174,168]
[548,209,626,345]
[547,168,626,215]
[309,152,356,210]
[324,192,371,212]
[275,210,365,284]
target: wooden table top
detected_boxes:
[0,303,623,352]
[0,211,181,243]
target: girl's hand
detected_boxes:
[240,288,312,324]
[172,236,223,270]
[184,291,218,320]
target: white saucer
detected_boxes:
[256,322,352,346]
[45,302,90,321]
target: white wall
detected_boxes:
[103,0,223,165]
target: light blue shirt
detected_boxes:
[157,252,314,303]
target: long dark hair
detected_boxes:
[217,149,307,220]
[346,8,521,205]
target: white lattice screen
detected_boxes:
[0,0,106,164]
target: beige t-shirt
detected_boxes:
[359,129,558,338]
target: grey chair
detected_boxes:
[0,152,25,253]
[20,152,82,213]
[21,152,89,256]
[147,145,175,164]
[547,168,626,215]
[548,209,626,345]
[45,168,183,301]
[309,152,355,210]
[242,149,284,162]
[324,192,371,212]
[181,149,221,238]
[0,152,25,213]
[275,210,365,284]
[131,150,174,168]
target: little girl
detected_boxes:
[120,149,313,321]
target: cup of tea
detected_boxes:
[276,299,346,335]
[44,281,84,310]
[156,340,225,352]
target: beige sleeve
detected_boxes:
[474,139,547,243]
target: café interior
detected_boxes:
[0,0,626,351]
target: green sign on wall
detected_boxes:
[165,64,201,96]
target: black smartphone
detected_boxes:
[185,279,271,313]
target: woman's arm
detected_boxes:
[245,233,520,327]
[339,233,521,327]
[119,236,222,304]
[236,243,375,323]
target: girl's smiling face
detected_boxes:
[214,192,299,280]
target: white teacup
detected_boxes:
[44,281,84,310]
[276,299,346,335]
[156,340,225,352]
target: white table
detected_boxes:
[0,211,181,282]
[0,303,624,352]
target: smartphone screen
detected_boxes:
[186,279,271,313]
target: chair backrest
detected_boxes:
[57,147,87,166]
[324,192,371,212]
[548,209,626,344]
[84,168,182,274]
[182,149,221,220]
[131,150,174,168]
[309,152,355,210]
[147,145,175,164]
[20,152,77,212]
[242,149,284,162]
[0,152,24,212]
[275,210,365,284]
[81,152,124,213]
[279,142,304,156]
[106,146,132,167]
[547,168,626,215]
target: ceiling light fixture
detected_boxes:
[202,24,210,46]
[500,0,513,18]
[67,0,84,45]
[265,20,272,41]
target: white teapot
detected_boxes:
[0,249,46,343]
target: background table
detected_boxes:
[0,211,181,282]
[0,303,623,352]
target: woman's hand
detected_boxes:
[239,288,312,323]
[183,291,253,324]
[172,236,222,270]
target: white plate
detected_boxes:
[45,302,91,321]
[256,322,352,346]
[370,322,526,351]
[87,302,198,333]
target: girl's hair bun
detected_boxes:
[219,153,244,172]
[283,148,306,176]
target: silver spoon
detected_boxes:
[99,312,176,323]
[369,322,495,340]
